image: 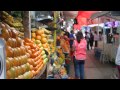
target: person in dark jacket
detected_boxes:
[85,31,90,50]
[89,32,94,50]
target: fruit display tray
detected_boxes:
[33,64,47,79]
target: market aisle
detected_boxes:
[69,50,114,79]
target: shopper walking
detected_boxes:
[72,31,87,79]
[99,31,102,41]
[69,30,75,49]
[69,30,75,61]
[94,31,99,47]
[115,45,120,79]
[85,31,90,50]
[89,32,94,50]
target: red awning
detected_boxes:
[74,11,98,30]
[77,11,97,18]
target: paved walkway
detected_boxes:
[69,50,115,79]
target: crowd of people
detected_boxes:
[57,29,120,79]
[54,26,120,79]
[58,29,102,79]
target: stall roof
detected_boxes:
[63,11,78,19]
[63,11,120,30]
[90,11,120,20]
[90,11,110,19]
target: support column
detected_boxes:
[23,11,31,39]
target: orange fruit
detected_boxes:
[30,71,34,78]
[14,67,19,77]
[36,35,41,40]
[14,57,19,66]
[41,34,46,38]
[17,47,21,56]
[41,38,47,44]
[6,60,10,71]
[6,46,13,57]
[32,70,36,76]
[16,37,22,47]
[17,75,24,79]
[31,33,36,38]
[31,38,35,42]
[26,53,30,58]
[6,70,12,79]
[36,30,43,35]
[30,65,34,70]
[20,46,26,55]
[27,50,32,56]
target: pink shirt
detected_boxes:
[94,34,99,41]
[73,39,87,60]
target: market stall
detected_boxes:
[0,11,55,79]
[0,11,72,79]
[90,11,120,64]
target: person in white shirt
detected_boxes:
[115,45,120,79]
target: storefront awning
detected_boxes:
[90,11,110,20]
[73,11,98,30]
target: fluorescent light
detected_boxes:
[41,14,45,16]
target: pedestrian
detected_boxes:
[69,30,75,49]
[115,45,120,79]
[89,32,94,50]
[64,54,71,76]
[56,34,61,47]
[61,34,70,76]
[69,30,75,61]
[99,31,102,41]
[85,31,90,50]
[94,31,99,47]
[72,31,87,79]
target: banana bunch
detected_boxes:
[2,11,23,28]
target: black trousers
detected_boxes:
[87,41,90,50]
[95,41,98,47]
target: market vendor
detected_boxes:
[60,33,71,76]
[69,30,75,61]
[56,35,61,47]
[69,30,75,49]
[64,54,71,76]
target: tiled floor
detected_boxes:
[69,49,116,79]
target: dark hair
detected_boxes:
[76,31,83,43]
[94,31,97,34]
[64,31,70,38]
[85,31,88,35]
[70,30,74,34]
[90,32,93,35]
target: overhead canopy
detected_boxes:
[77,11,97,19]
[63,11,120,30]
[74,11,120,30]
[90,11,110,20]
[74,11,98,30]
[90,11,120,21]
[63,11,78,19]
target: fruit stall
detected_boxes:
[0,11,53,79]
[0,23,50,79]
[0,11,69,79]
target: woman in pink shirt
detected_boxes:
[72,31,87,79]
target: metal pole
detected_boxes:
[29,11,31,39]
[98,17,99,35]
[23,11,31,39]
[53,11,57,52]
